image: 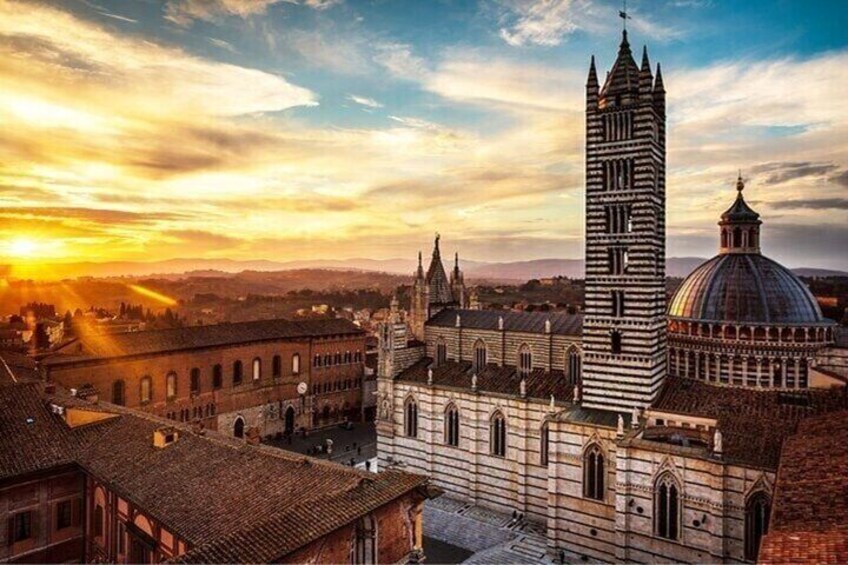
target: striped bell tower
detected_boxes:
[581,29,667,412]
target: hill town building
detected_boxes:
[41,318,368,439]
[0,380,432,563]
[376,28,848,564]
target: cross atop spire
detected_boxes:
[619,0,631,32]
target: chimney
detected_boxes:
[191,419,205,436]
[246,426,261,445]
[153,426,179,448]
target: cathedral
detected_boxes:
[376,28,848,563]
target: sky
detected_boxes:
[0,0,847,274]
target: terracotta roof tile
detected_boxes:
[46,318,363,361]
[759,409,848,564]
[650,378,848,469]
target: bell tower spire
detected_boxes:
[581,22,667,413]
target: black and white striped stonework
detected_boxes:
[581,31,668,412]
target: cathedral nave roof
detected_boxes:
[427,308,582,336]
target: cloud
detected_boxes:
[207,37,238,53]
[752,161,840,185]
[348,95,383,109]
[831,169,848,188]
[164,0,341,26]
[495,0,583,47]
[767,198,848,211]
[491,0,680,47]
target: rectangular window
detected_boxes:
[608,247,628,275]
[611,291,625,317]
[12,511,32,542]
[56,500,72,530]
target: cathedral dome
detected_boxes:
[668,253,824,325]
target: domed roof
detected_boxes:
[668,253,825,324]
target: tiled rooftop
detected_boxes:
[0,382,427,561]
[45,318,363,362]
[396,358,575,403]
[759,409,848,564]
[652,378,848,469]
[426,309,582,336]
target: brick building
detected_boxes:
[42,318,367,439]
[0,380,433,563]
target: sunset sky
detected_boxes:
[1,0,847,273]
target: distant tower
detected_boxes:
[410,251,428,340]
[581,30,667,412]
[409,235,466,340]
[450,252,467,309]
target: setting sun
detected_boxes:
[5,238,38,258]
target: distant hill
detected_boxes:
[4,257,846,282]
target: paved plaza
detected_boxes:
[267,420,378,467]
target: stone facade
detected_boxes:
[581,31,668,413]
[376,28,848,565]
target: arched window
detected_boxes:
[540,422,550,466]
[583,444,605,500]
[93,504,104,537]
[404,397,418,438]
[140,376,152,404]
[567,346,581,385]
[490,411,507,457]
[445,404,459,447]
[252,357,261,381]
[518,344,532,376]
[436,339,447,366]
[745,492,771,561]
[234,417,245,439]
[611,330,622,354]
[272,355,282,378]
[212,364,223,389]
[190,368,200,395]
[233,360,243,386]
[351,514,377,564]
[112,380,125,406]
[292,353,301,375]
[655,473,681,540]
[474,340,487,372]
[166,372,177,401]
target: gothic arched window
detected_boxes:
[272,355,282,378]
[234,417,245,439]
[655,473,681,540]
[474,340,487,372]
[404,397,418,438]
[292,353,301,375]
[745,492,771,561]
[140,375,152,404]
[583,444,605,500]
[252,357,261,381]
[540,422,550,466]
[351,514,377,564]
[518,344,532,376]
[490,411,507,457]
[445,403,459,447]
[567,346,582,385]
